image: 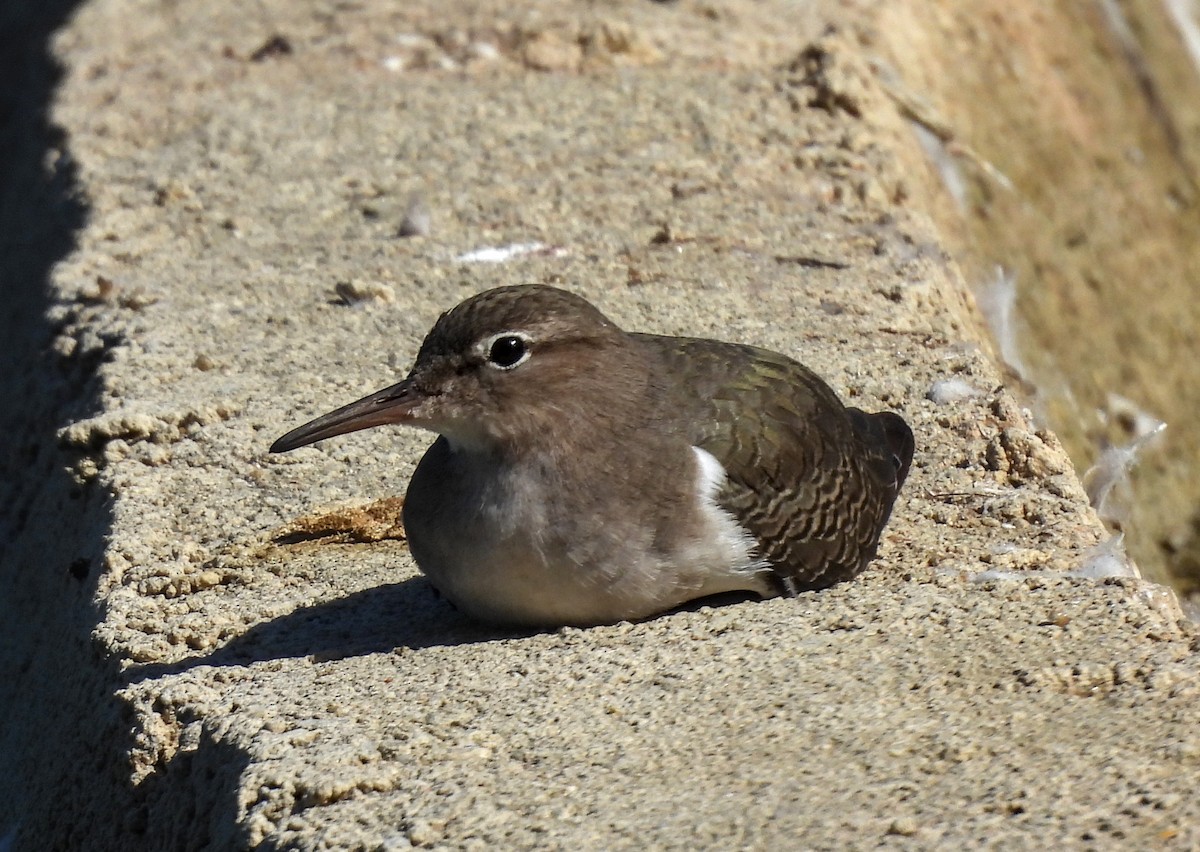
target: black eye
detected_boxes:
[487,335,528,369]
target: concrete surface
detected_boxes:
[2,0,1198,849]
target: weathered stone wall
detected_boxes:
[876,0,1200,601]
[2,1,1197,849]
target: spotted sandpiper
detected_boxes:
[271,285,913,627]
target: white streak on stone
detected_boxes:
[455,242,564,264]
[927,378,983,405]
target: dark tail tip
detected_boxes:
[874,411,915,490]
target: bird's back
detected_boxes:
[635,333,913,593]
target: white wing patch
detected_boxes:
[692,444,728,496]
[690,446,771,590]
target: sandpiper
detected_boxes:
[271,285,913,627]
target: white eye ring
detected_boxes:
[479,331,532,370]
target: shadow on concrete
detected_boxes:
[125,578,525,684]
[132,733,253,851]
[0,3,246,849]
[123,581,768,686]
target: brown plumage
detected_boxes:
[271,285,913,626]
[646,334,912,594]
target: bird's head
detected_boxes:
[270,285,636,455]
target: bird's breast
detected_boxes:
[400,438,773,626]
[401,438,623,625]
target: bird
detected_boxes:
[270,285,914,627]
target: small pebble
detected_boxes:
[335,279,395,305]
[398,193,431,237]
[887,816,919,836]
[407,819,442,846]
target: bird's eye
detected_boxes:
[486,334,529,369]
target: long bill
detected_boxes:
[269,379,418,453]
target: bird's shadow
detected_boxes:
[125,577,526,684]
[123,577,770,685]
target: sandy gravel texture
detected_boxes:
[2,0,1199,849]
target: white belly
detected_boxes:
[403,439,773,626]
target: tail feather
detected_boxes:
[846,408,915,491]
[875,411,915,490]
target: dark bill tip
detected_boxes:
[269,379,416,453]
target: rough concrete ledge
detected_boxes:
[2,1,1198,849]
